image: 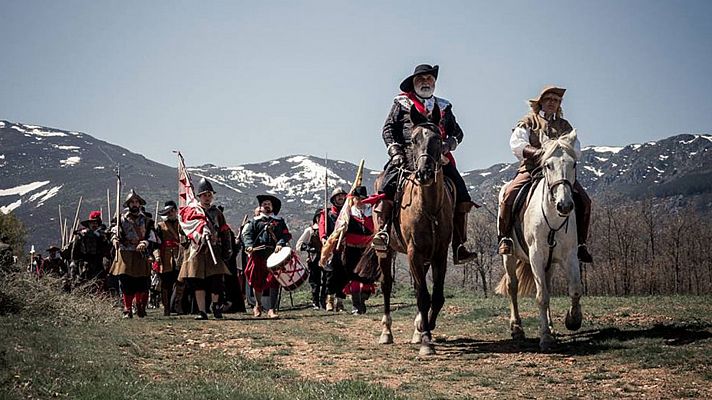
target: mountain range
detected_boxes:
[1,119,710,251]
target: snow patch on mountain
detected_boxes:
[1,200,22,214]
[11,124,68,137]
[585,146,624,153]
[0,181,50,197]
[52,144,81,151]
[60,156,81,167]
[584,166,604,177]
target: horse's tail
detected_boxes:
[495,260,537,297]
[354,247,381,282]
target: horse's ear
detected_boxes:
[430,102,441,125]
[410,105,427,126]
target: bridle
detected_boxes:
[410,123,443,179]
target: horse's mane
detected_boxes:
[540,133,578,164]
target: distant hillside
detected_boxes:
[1,119,710,251]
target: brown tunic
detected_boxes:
[109,211,152,278]
[153,219,184,274]
[516,111,573,172]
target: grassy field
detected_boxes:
[1,274,710,399]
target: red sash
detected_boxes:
[401,92,456,166]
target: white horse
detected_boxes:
[496,130,583,351]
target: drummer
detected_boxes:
[242,194,292,318]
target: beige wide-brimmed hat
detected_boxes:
[529,85,566,106]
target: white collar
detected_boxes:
[539,110,557,120]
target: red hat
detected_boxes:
[80,210,102,228]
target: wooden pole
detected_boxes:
[58,205,64,248]
[70,196,83,236]
[107,188,111,222]
[63,218,69,246]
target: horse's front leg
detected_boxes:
[427,248,449,332]
[564,250,583,331]
[408,249,434,356]
[503,255,524,340]
[530,246,554,351]
[379,253,394,344]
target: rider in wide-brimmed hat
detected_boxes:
[498,85,593,263]
[375,63,477,264]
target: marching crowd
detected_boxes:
[23,63,594,319]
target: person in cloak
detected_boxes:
[177,178,232,320]
[319,187,347,311]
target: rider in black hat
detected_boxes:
[374,63,477,265]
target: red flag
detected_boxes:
[176,153,207,245]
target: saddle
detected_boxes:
[511,172,544,254]
[383,171,456,252]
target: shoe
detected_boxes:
[351,308,360,315]
[212,303,223,319]
[267,309,279,319]
[194,311,208,320]
[312,302,321,310]
[498,237,514,255]
[122,310,133,319]
[163,308,171,317]
[253,306,263,317]
[578,244,593,263]
[325,295,335,312]
[335,298,344,312]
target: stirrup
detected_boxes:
[498,237,514,256]
[371,231,389,251]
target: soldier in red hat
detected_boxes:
[69,210,110,290]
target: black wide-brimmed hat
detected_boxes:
[256,194,282,215]
[123,189,146,207]
[157,200,178,216]
[350,186,368,198]
[196,177,216,196]
[46,245,61,252]
[400,64,439,92]
[80,210,103,228]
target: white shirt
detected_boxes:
[509,111,581,161]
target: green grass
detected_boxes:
[1,271,711,399]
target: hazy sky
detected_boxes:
[2,1,711,171]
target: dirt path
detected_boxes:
[139,299,712,399]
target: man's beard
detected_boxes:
[129,206,140,214]
[415,85,434,98]
[167,216,178,221]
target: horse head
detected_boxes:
[409,103,443,185]
[539,129,578,216]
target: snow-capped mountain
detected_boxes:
[1,118,710,251]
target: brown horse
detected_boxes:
[358,104,454,355]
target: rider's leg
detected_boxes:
[573,182,593,263]
[443,163,477,264]
[373,163,399,250]
[498,171,531,255]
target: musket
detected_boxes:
[114,165,123,246]
[68,196,83,244]
[324,153,328,233]
[106,188,111,226]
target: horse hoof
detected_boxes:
[539,334,556,352]
[411,331,421,344]
[379,333,394,344]
[565,310,582,331]
[419,345,436,356]
[511,327,525,341]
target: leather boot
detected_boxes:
[325,294,335,311]
[136,292,148,318]
[172,282,185,315]
[574,187,593,263]
[453,202,477,265]
[122,292,133,319]
[371,199,393,251]
[161,287,171,316]
[497,198,514,255]
[335,297,345,312]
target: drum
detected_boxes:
[266,246,292,273]
[273,250,309,291]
